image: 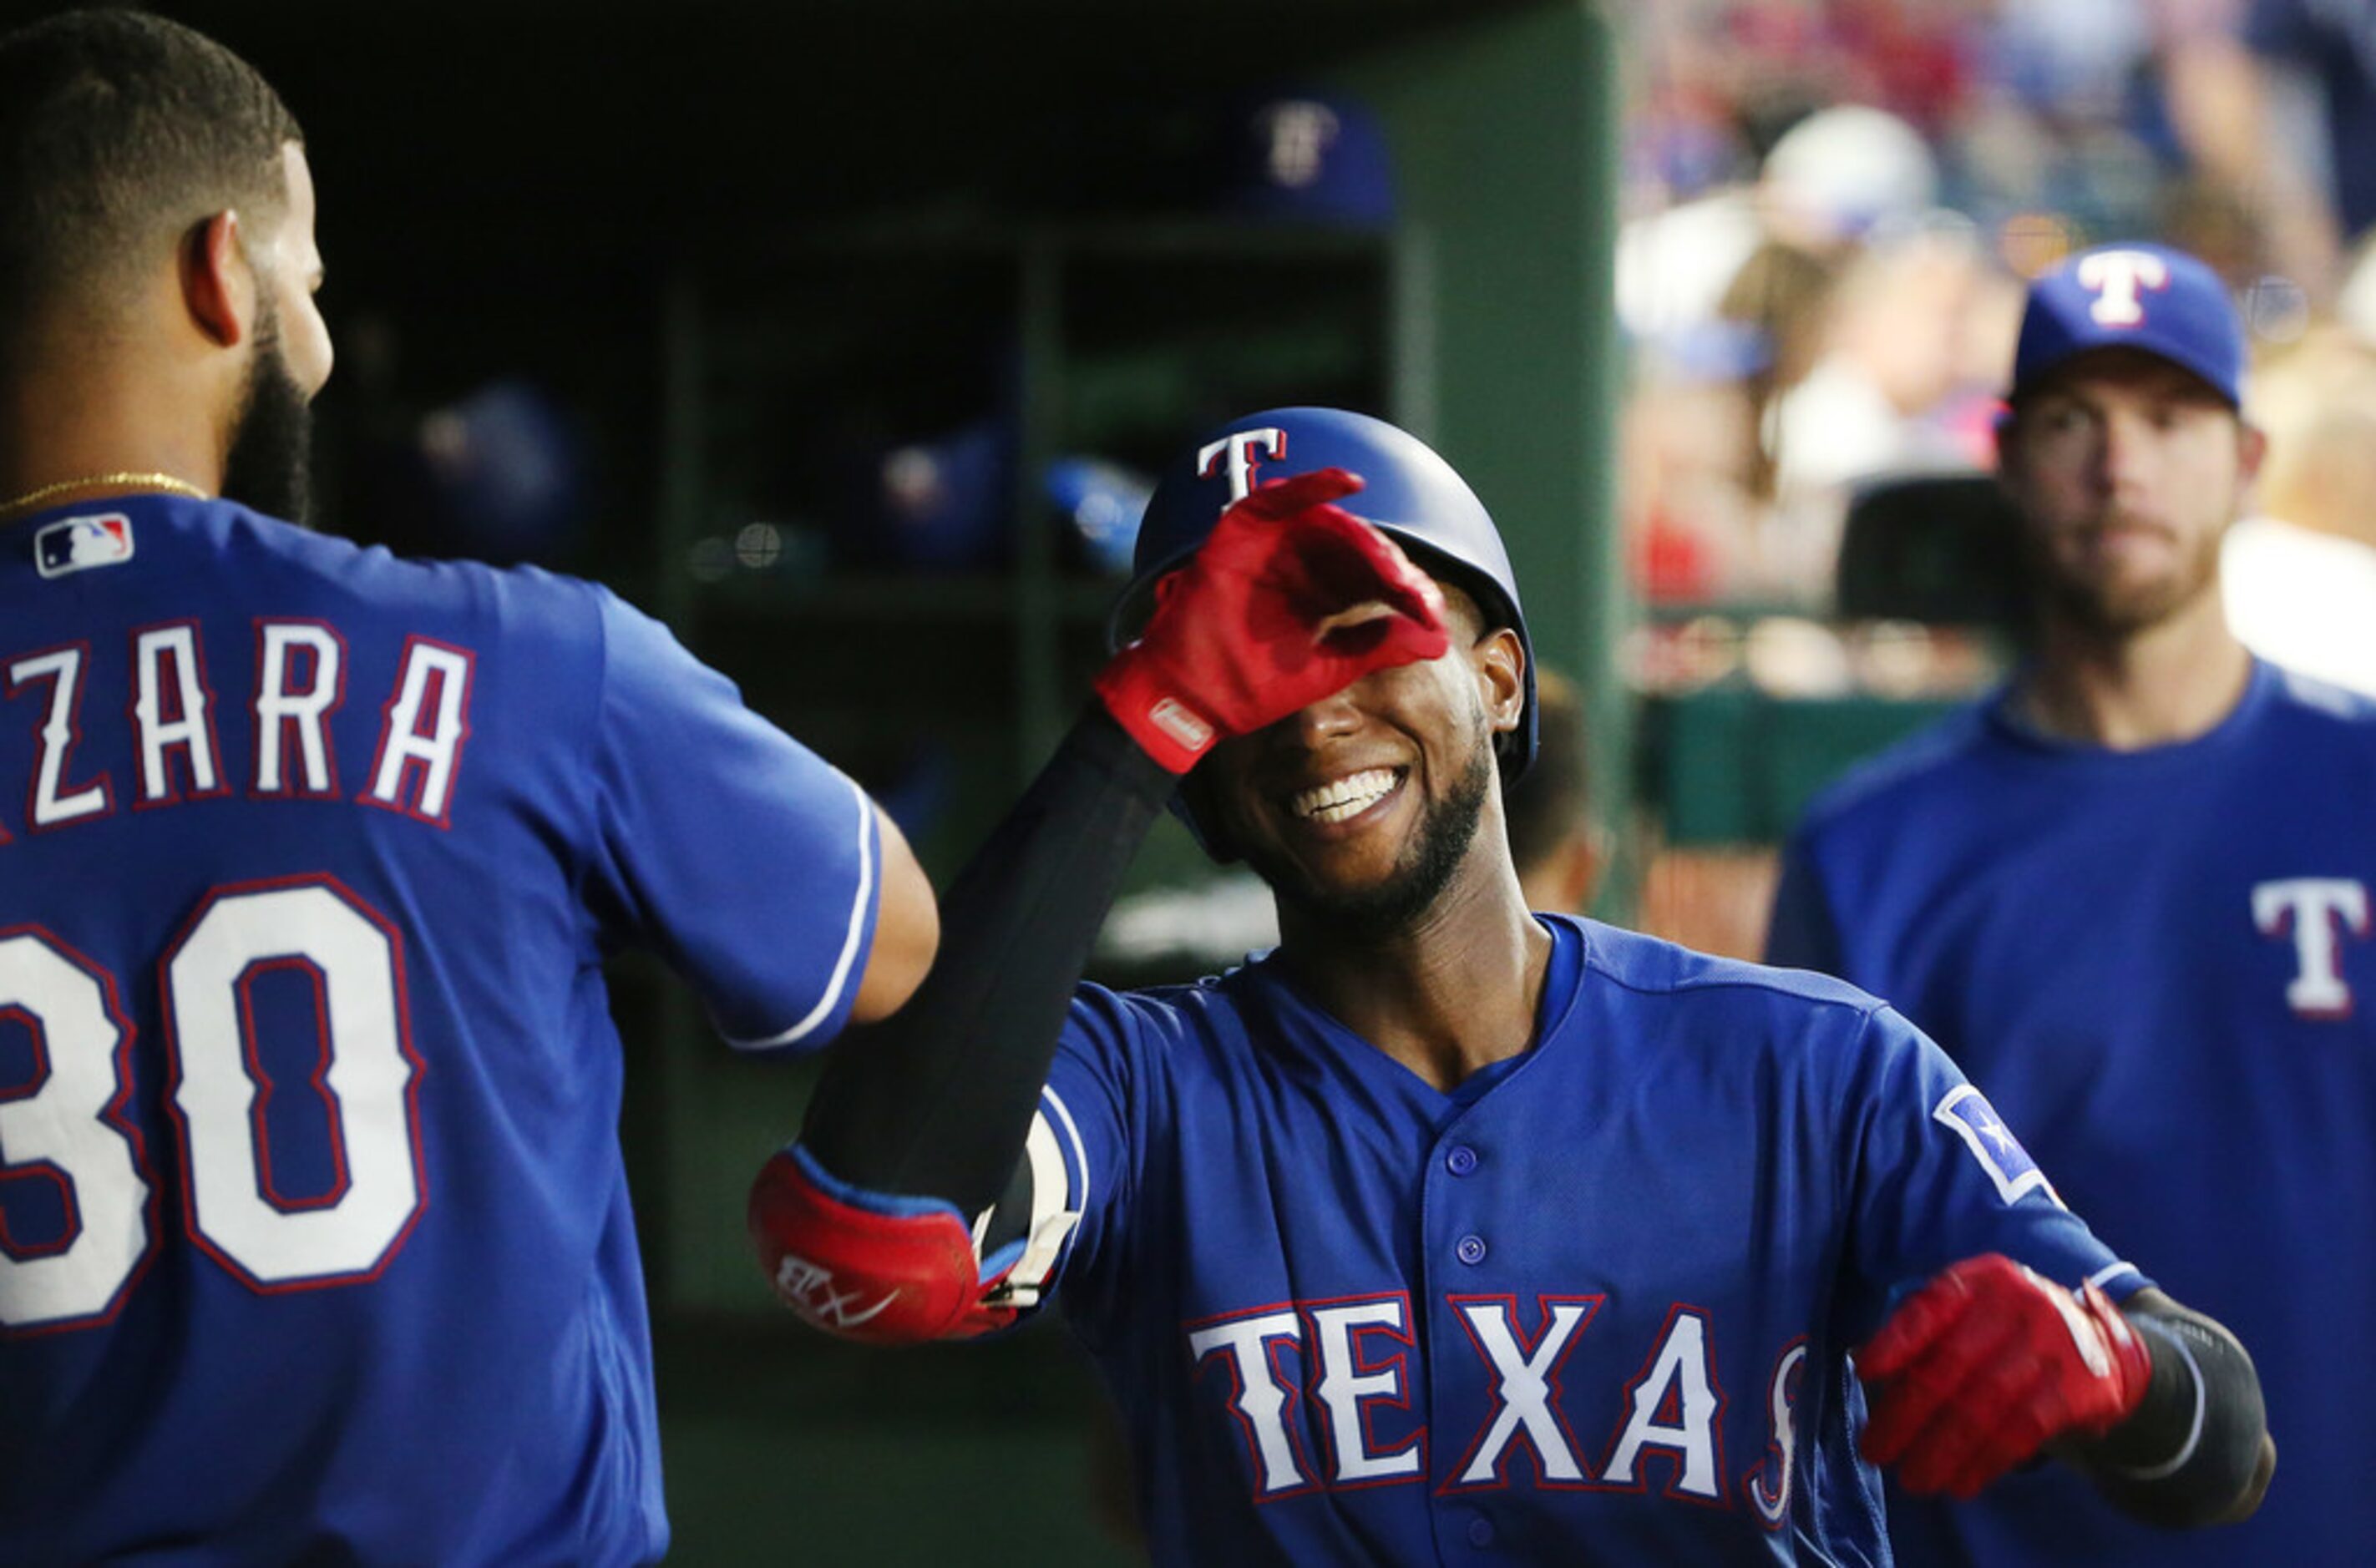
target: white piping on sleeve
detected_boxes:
[2087,1260,2144,1292]
[1041,1083,1091,1214]
[727,772,877,1050]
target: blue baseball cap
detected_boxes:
[2010,243,2245,407]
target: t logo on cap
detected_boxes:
[2077,250,2170,327]
[1198,428,1287,503]
[2009,242,2245,408]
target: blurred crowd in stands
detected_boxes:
[1614,0,2376,698]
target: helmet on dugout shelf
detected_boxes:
[1111,406,1538,783]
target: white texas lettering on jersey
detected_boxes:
[1197,427,1286,503]
[1602,1307,1725,1500]
[2075,249,2170,326]
[1745,1340,1808,1530]
[2252,878,2370,1018]
[1307,1296,1423,1484]
[1190,1292,1766,1511]
[1450,1296,1600,1485]
[1188,1309,1313,1495]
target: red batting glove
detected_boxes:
[747,1149,1019,1346]
[1858,1254,2151,1500]
[1095,468,1451,773]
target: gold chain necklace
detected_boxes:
[0,471,210,520]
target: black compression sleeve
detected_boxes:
[2080,1299,2271,1528]
[798,705,1176,1213]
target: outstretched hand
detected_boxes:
[1096,468,1450,773]
[1858,1253,2151,1500]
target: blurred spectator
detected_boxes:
[1614,0,2376,615]
[1720,237,1842,506]
[1765,219,2008,594]
[1621,341,1766,603]
[2222,324,2376,692]
[1620,97,1975,606]
[2162,0,2373,299]
[1618,102,1938,349]
[2240,1,2376,230]
[1760,101,1943,245]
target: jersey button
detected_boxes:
[1446,1146,1479,1176]
[1467,1515,1496,1548]
[1456,1233,1487,1265]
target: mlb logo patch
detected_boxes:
[33,513,134,579]
[1933,1085,2059,1207]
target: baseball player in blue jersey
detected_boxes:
[1771,242,2365,1564]
[0,13,938,1563]
[750,402,2271,1563]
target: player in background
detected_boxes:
[1502,667,1607,917]
[0,13,936,1564]
[747,403,2269,1564]
[1768,241,2367,1565]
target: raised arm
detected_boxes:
[746,470,1450,1343]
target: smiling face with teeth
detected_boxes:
[1186,582,1528,942]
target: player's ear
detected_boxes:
[1472,626,1524,740]
[2236,419,2268,487]
[180,210,253,350]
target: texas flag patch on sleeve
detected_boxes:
[1933,1084,2060,1207]
[34,513,134,579]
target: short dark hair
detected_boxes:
[0,9,300,346]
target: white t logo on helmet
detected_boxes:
[2076,250,2170,327]
[1198,427,1288,503]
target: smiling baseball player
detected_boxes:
[753,407,2271,1563]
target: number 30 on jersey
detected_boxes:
[0,876,424,1333]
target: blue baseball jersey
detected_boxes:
[1021,914,2139,1565]
[0,494,881,1564]
[1769,661,2376,1566]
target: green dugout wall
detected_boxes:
[1341,2,1629,865]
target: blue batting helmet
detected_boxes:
[1110,407,1538,781]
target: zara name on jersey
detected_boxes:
[4,611,468,835]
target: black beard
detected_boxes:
[1252,736,1497,943]
[220,306,315,526]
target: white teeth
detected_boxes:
[1289,768,1399,822]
